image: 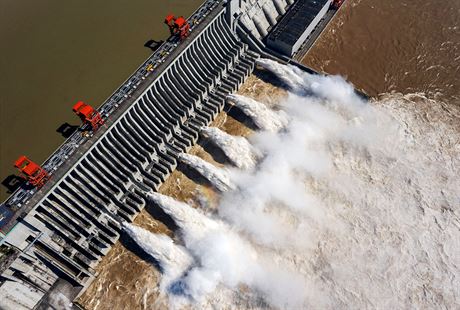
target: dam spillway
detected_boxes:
[0,0,340,308]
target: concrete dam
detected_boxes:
[0,0,342,308]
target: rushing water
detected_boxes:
[126,61,460,308]
[47,0,460,308]
[201,127,259,170]
[122,223,193,291]
[179,153,234,192]
[226,94,289,132]
[148,192,221,238]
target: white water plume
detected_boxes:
[226,94,289,132]
[148,192,220,241]
[129,59,459,309]
[257,58,358,104]
[201,126,259,170]
[215,61,459,308]
[179,153,234,192]
[179,228,311,309]
[146,193,311,309]
[256,58,307,92]
[122,223,193,290]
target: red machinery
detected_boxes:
[72,101,104,131]
[14,156,49,188]
[331,0,344,9]
[164,14,190,40]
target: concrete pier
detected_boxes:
[0,2,258,308]
[267,0,332,56]
[0,0,340,308]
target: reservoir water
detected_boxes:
[0,0,203,200]
[0,0,459,308]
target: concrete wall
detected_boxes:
[0,0,305,307]
[290,0,331,55]
[0,6,259,309]
[266,0,332,56]
[227,0,293,40]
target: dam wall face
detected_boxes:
[0,3,259,308]
[0,0,335,307]
[266,0,332,56]
[226,0,294,39]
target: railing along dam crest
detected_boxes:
[1,0,342,307]
[0,4,258,294]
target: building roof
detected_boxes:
[267,0,330,46]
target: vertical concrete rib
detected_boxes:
[3,8,264,297]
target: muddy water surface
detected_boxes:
[303,0,460,101]
[2,0,459,308]
[78,1,460,308]
[0,0,203,200]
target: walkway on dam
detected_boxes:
[0,0,260,299]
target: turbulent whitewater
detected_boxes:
[226,94,289,132]
[148,192,220,240]
[256,58,307,93]
[179,153,234,192]
[122,223,193,290]
[127,60,460,309]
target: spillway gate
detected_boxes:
[0,0,335,308]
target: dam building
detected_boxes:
[0,0,341,308]
[266,0,334,56]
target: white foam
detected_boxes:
[147,194,308,309]
[256,58,360,105]
[256,58,306,92]
[227,94,289,132]
[148,192,220,241]
[122,223,192,290]
[131,59,460,309]
[179,153,234,192]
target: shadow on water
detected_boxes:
[176,161,214,188]
[144,39,164,52]
[1,175,27,194]
[119,231,163,272]
[56,122,79,138]
[168,279,190,297]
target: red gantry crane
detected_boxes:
[72,101,104,131]
[331,0,344,9]
[164,14,190,40]
[14,156,49,188]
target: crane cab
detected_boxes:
[164,14,190,40]
[72,101,104,131]
[14,156,49,188]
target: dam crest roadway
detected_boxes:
[0,0,343,308]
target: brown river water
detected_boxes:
[0,0,459,308]
[303,0,460,101]
[0,0,203,201]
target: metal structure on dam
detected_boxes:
[0,0,341,308]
